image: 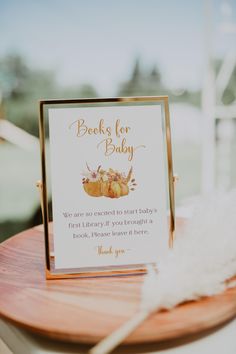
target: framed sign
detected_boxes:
[38,96,175,279]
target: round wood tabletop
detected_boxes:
[0,221,236,344]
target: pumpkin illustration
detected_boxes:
[82,164,136,198]
[83,180,102,197]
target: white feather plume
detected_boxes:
[142,190,236,313]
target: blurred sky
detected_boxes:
[0,0,235,94]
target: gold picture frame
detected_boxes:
[38,96,176,279]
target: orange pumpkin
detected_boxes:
[83,166,133,199]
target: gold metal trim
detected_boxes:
[163,97,175,248]
[38,96,176,279]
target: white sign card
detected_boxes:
[39,97,174,277]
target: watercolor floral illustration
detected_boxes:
[82,163,136,198]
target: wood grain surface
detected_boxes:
[0,221,236,344]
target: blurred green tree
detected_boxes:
[117,57,200,106]
[118,58,165,96]
[0,54,98,137]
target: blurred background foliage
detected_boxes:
[1,53,235,141]
[0,0,236,242]
[0,54,203,138]
[0,52,235,241]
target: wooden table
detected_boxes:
[0,221,236,353]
